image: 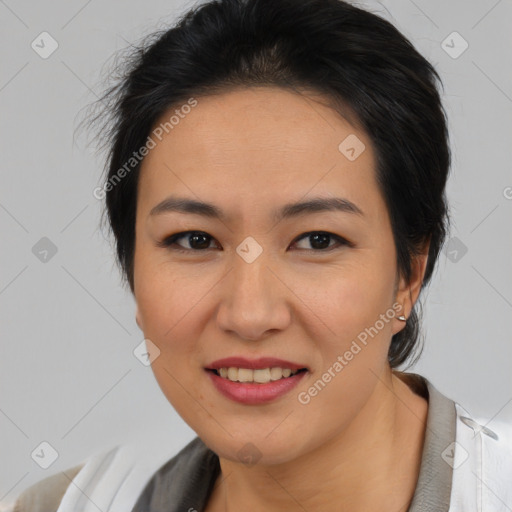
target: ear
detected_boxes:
[393,237,430,332]
[135,306,143,331]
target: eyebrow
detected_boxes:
[149,195,364,221]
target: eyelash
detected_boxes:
[157,230,352,253]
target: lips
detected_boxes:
[204,356,310,404]
[206,356,308,371]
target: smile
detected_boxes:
[205,367,308,404]
[213,366,305,383]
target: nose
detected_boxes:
[215,252,292,341]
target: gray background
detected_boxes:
[1,0,511,507]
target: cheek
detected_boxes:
[135,242,196,326]
[290,265,395,436]
[133,241,205,413]
[293,255,395,346]
[134,264,209,418]
[133,255,224,390]
[137,279,199,350]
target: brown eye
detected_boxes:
[158,231,219,251]
[291,231,350,251]
[157,230,351,253]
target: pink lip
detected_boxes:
[206,368,308,405]
[206,357,307,371]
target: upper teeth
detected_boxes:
[217,367,301,383]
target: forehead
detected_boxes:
[137,86,382,223]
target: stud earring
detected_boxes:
[397,303,407,322]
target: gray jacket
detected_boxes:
[16,373,504,512]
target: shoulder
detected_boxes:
[451,403,512,511]
[12,439,209,512]
[12,463,84,512]
[132,436,220,511]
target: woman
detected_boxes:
[13,0,512,510]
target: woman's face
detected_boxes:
[134,86,411,464]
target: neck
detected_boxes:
[207,368,428,512]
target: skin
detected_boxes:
[133,86,430,511]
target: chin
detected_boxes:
[199,428,308,466]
